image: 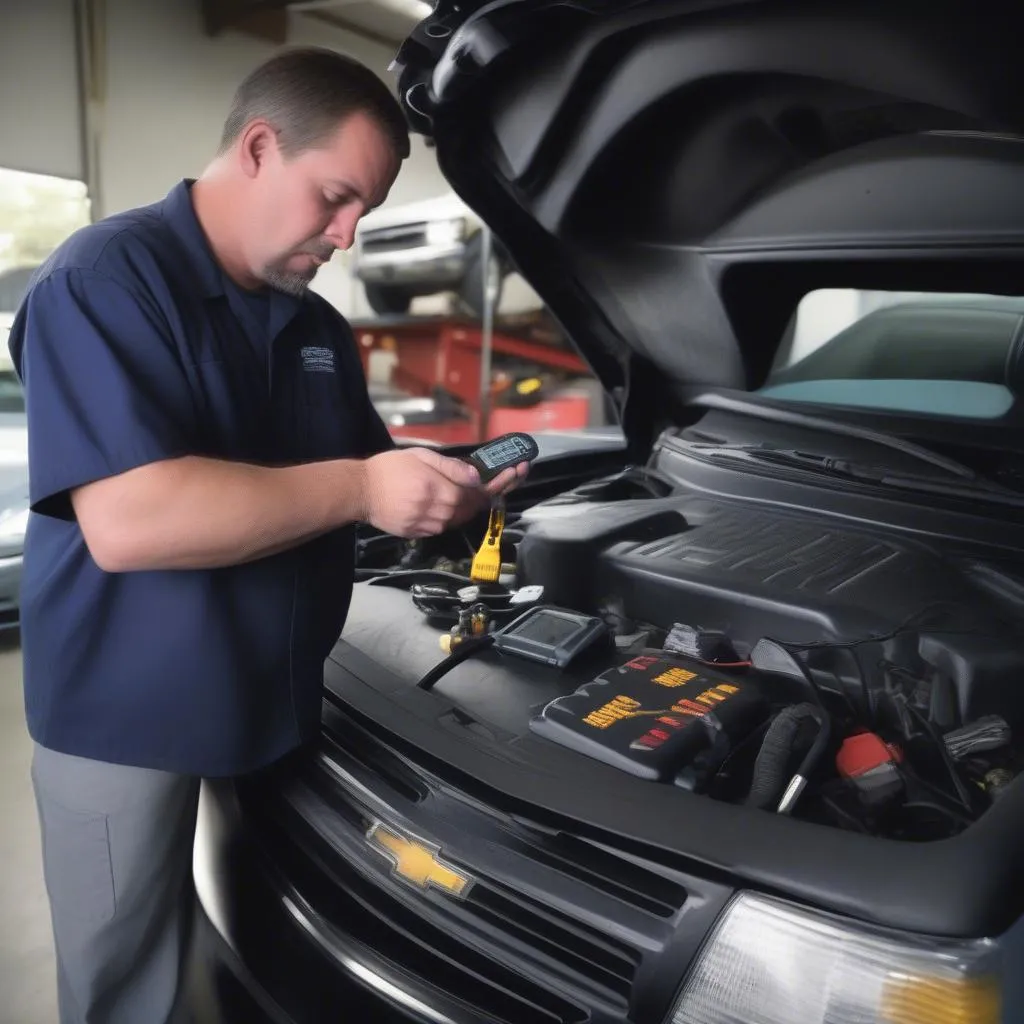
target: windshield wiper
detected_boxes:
[687,443,1024,507]
[688,392,977,480]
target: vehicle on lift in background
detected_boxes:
[351,190,512,318]
[190,3,1024,1023]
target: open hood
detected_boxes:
[393,0,1024,451]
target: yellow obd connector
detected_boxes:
[470,503,505,583]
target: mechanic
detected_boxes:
[8,47,524,1024]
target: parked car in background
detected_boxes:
[352,190,510,317]
[0,328,27,631]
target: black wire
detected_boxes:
[766,602,997,653]
[416,635,496,691]
[366,569,481,589]
[796,706,832,782]
[838,646,872,726]
[821,795,870,833]
[761,642,860,722]
[903,700,974,812]
[809,649,862,722]
[765,621,982,823]
[901,800,974,829]
[878,659,974,813]
[792,657,827,709]
[758,644,827,708]
[762,601,998,734]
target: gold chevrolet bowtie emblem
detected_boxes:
[366,822,473,899]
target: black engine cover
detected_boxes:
[515,493,1024,726]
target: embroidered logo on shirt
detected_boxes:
[301,346,336,374]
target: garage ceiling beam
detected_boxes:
[304,10,400,51]
[199,0,289,44]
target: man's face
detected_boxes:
[246,111,400,296]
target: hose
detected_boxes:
[416,635,496,691]
[746,703,831,814]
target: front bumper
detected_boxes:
[354,243,468,289]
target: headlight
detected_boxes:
[671,892,1000,1024]
[0,506,28,544]
[425,218,466,246]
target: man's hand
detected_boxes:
[363,448,530,537]
[363,448,483,538]
[449,460,530,526]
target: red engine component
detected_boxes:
[836,731,904,805]
[836,732,903,778]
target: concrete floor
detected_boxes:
[0,632,58,1024]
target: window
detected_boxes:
[0,166,91,308]
[760,289,1024,419]
[0,167,90,398]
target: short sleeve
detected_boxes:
[14,267,198,519]
[363,399,396,456]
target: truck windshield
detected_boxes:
[759,289,1024,420]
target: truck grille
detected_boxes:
[497,827,687,919]
[245,792,587,1024]
[469,884,639,1001]
[328,707,687,919]
[234,710,703,1023]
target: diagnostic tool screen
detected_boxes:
[510,611,582,646]
[476,435,533,470]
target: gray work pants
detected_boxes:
[30,743,201,1024]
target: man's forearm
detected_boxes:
[71,455,368,572]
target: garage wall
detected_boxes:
[0,0,83,181]
[98,0,449,316]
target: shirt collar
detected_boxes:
[160,179,304,337]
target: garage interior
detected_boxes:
[0,2,617,1021]
[10,2,1020,1022]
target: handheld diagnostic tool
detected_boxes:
[466,432,540,483]
[492,605,609,668]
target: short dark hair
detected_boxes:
[219,46,410,160]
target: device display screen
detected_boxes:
[476,435,533,470]
[495,605,607,668]
[509,611,583,646]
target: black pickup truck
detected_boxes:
[190,2,1024,1022]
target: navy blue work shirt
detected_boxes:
[8,179,394,777]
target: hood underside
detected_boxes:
[394,0,1024,448]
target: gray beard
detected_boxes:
[261,262,316,297]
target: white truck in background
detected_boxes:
[351,191,541,319]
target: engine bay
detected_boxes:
[353,446,1024,845]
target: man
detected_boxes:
[9,46,523,1024]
